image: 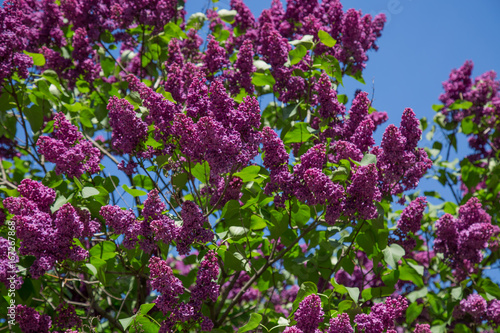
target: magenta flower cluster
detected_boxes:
[434,197,499,280]
[372,108,432,197]
[455,294,500,326]
[354,296,408,333]
[151,250,220,332]
[4,179,100,278]
[394,197,427,252]
[37,113,101,178]
[101,190,213,255]
[107,96,148,154]
[15,305,52,333]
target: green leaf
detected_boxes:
[234,165,261,182]
[82,187,100,198]
[164,22,188,39]
[122,184,147,197]
[129,315,160,333]
[24,105,44,132]
[139,303,156,315]
[228,226,249,240]
[290,35,315,49]
[90,241,117,261]
[238,313,262,333]
[119,316,137,330]
[449,100,473,110]
[359,153,377,166]
[218,9,237,24]
[406,302,423,324]
[42,171,63,188]
[479,279,500,299]
[253,60,271,71]
[292,282,317,313]
[346,287,360,303]
[191,161,210,183]
[24,51,45,66]
[399,264,423,288]
[85,263,98,276]
[289,45,307,65]
[451,287,462,301]
[76,80,90,93]
[252,72,276,87]
[461,116,475,135]
[382,244,405,268]
[101,57,115,77]
[407,287,428,303]
[318,30,336,47]
[432,104,444,112]
[283,122,313,144]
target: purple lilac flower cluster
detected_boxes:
[4,179,100,278]
[293,294,324,333]
[37,113,101,178]
[327,313,353,333]
[15,305,52,333]
[393,197,427,252]
[0,237,23,289]
[107,96,148,155]
[434,197,499,280]
[153,251,220,332]
[439,61,500,193]
[0,2,33,82]
[372,108,432,198]
[263,126,382,222]
[354,296,408,333]
[101,191,213,255]
[230,0,386,82]
[271,285,300,317]
[454,294,500,327]
[53,303,82,331]
[227,39,256,95]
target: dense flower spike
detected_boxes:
[107,96,148,154]
[345,164,381,220]
[149,256,185,314]
[294,294,324,333]
[176,201,214,255]
[0,237,23,289]
[127,74,176,143]
[4,180,96,278]
[373,109,432,196]
[37,113,101,178]
[228,39,256,95]
[355,296,408,332]
[15,305,52,333]
[327,313,353,333]
[204,35,229,76]
[316,72,345,119]
[435,197,498,280]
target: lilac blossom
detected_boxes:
[4,180,97,278]
[15,305,52,333]
[176,201,214,255]
[204,35,229,76]
[294,294,324,333]
[107,96,148,154]
[316,72,346,119]
[37,113,101,178]
[328,313,353,333]
[434,197,497,280]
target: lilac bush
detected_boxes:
[0,0,499,332]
